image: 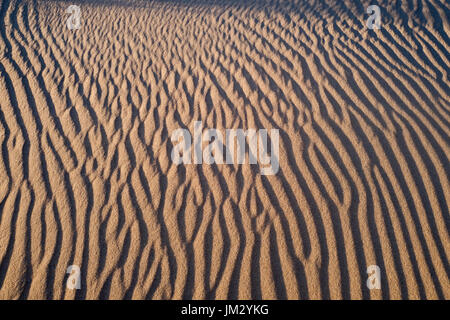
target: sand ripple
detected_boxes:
[0,0,448,299]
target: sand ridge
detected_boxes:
[0,0,449,299]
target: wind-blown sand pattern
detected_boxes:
[0,0,449,299]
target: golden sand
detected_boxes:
[0,0,448,299]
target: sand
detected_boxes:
[0,0,448,299]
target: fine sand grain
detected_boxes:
[0,0,449,299]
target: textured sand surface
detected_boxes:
[0,0,449,299]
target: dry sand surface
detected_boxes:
[0,0,449,299]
